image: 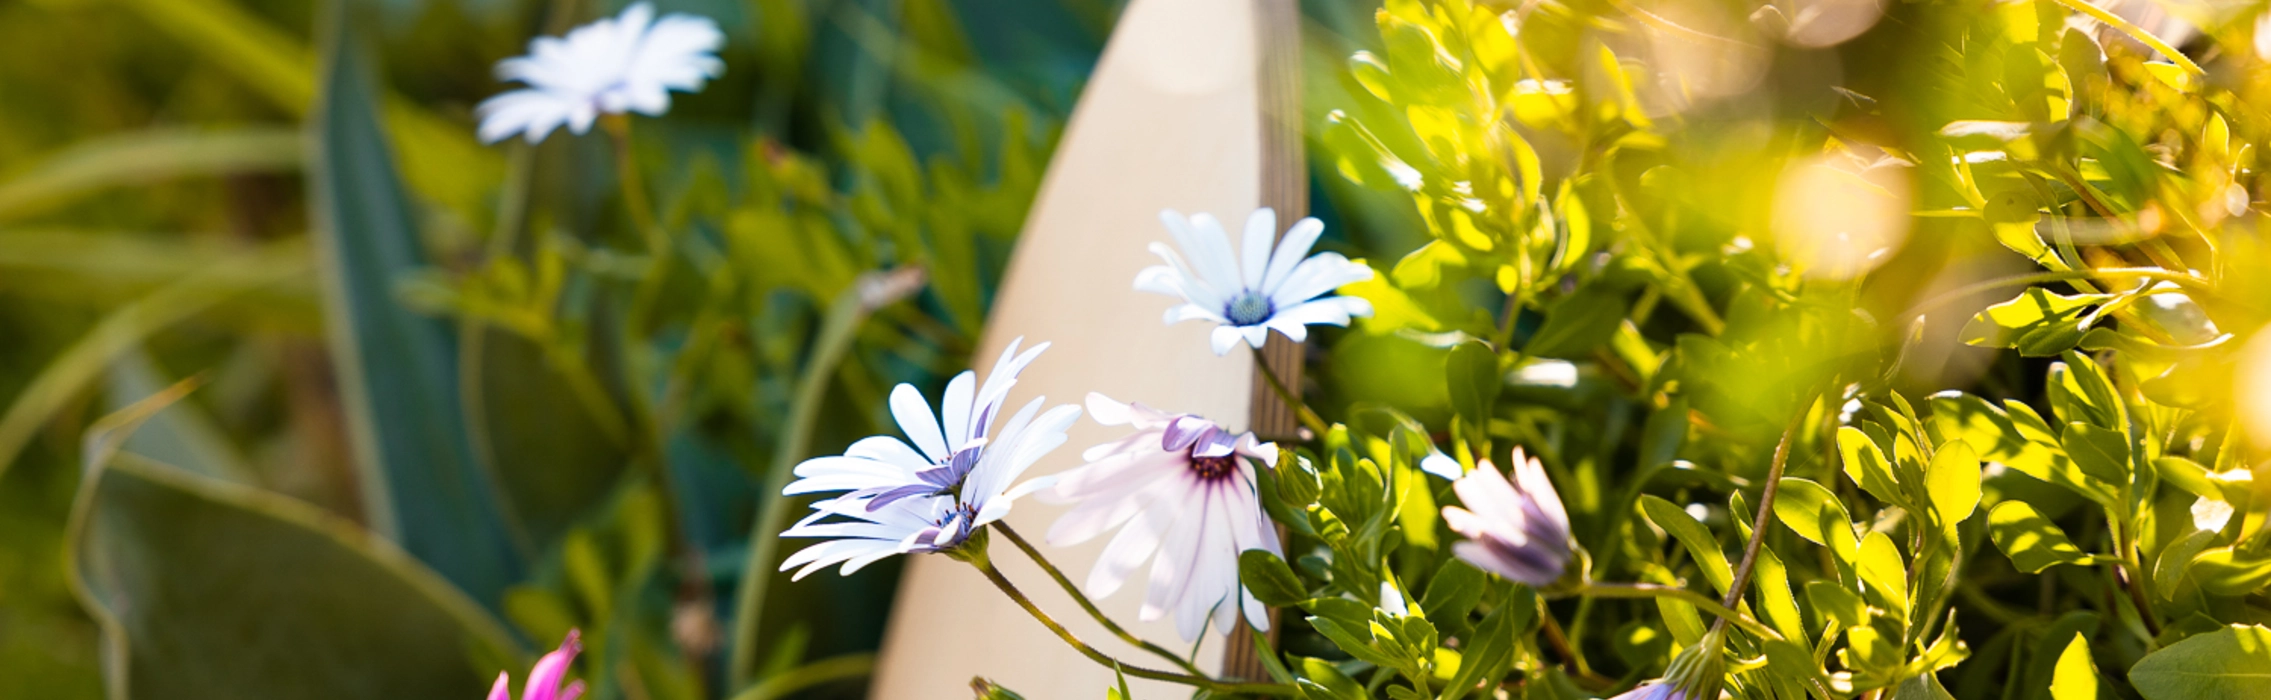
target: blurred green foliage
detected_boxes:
[0,0,1115,697]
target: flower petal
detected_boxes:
[888,383,950,463]
[1239,208,1276,289]
[1261,217,1325,294]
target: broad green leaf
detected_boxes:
[2188,547,2271,596]
[1444,595,1517,700]
[1771,477,1855,554]
[67,452,521,700]
[2050,634,2097,700]
[309,6,519,605]
[1926,440,1983,529]
[1892,673,1957,700]
[2062,422,2131,486]
[1296,656,1365,700]
[1857,531,1909,615]
[105,351,257,485]
[1641,495,1733,595]
[1805,580,1869,629]
[1840,427,1905,506]
[1419,558,1486,638]
[1959,288,2108,356]
[2155,530,2219,600]
[1240,550,1308,607]
[1754,546,1809,646]
[1988,501,2093,573]
[2129,625,2271,700]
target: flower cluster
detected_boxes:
[773,207,1402,641]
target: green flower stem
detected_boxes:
[727,269,923,690]
[968,554,1298,697]
[991,523,1210,677]
[1248,346,1326,437]
[1574,583,1781,643]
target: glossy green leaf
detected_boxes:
[1524,284,1627,360]
[1960,288,2108,356]
[67,452,520,699]
[1805,580,1868,629]
[2188,547,2271,596]
[1926,440,1982,528]
[2129,625,2271,700]
[1839,427,1905,507]
[1640,495,1732,595]
[1856,530,1909,615]
[1987,501,2092,573]
[307,4,518,605]
[2062,422,2131,486]
[1240,550,1307,607]
[2049,633,2097,700]
[1770,477,1853,552]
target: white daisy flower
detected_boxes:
[1138,208,1375,355]
[476,2,725,144]
[1039,393,1282,641]
[777,340,1081,578]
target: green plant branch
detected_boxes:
[990,523,1210,677]
[968,554,1298,697]
[1716,388,1817,623]
[727,268,925,691]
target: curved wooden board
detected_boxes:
[868,0,1298,696]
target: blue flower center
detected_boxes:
[1225,292,1273,326]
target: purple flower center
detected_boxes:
[1190,454,1238,481]
[1225,291,1273,326]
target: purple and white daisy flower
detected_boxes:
[487,629,585,700]
[777,340,1080,578]
[783,338,1050,509]
[1138,208,1375,355]
[476,2,725,144]
[1441,448,1573,587]
[1038,393,1282,641]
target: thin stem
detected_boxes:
[1249,346,1326,436]
[991,523,1209,676]
[969,556,1298,697]
[1716,389,1816,619]
[1573,583,1782,643]
[2045,0,2203,75]
[727,270,922,690]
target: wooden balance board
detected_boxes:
[866,0,1306,696]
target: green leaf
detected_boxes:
[2050,633,2098,700]
[1446,340,1501,431]
[1840,427,1905,507]
[1805,580,1869,629]
[1240,550,1308,607]
[1419,558,1486,638]
[1959,288,2108,356]
[2062,422,2132,486]
[1987,501,2093,573]
[2129,625,2271,700]
[1771,477,1855,556]
[2155,530,2219,600]
[1892,673,1957,700]
[1437,596,1516,700]
[1640,495,1733,595]
[2188,547,2271,596]
[308,4,519,605]
[1857,530,1909,615]
[1295,656,1365,700]
[1524,284,1628,359]
[1926,440,1983,529]
[67,452,521,699]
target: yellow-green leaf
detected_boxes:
[2050,633,2098,700]
[1987,501,2093,573]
